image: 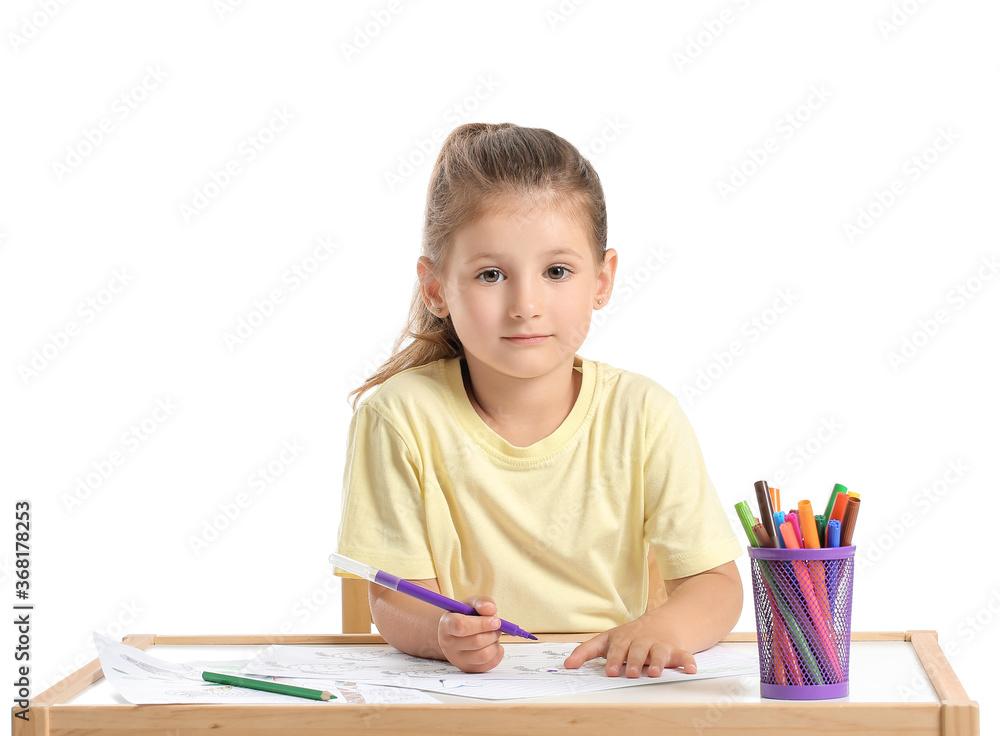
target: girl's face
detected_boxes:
[422,199,617,382]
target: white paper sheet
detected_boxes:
[92,633,437,704]
[240,642,759,700]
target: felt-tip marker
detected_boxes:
[330,553,537,640]
[754,480,779,547]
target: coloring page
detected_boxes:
[240,642,759,700]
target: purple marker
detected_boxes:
[329,553,537,640]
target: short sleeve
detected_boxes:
[335,403,437,580]
[643,394,742,580]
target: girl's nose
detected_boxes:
[509,280,541,319]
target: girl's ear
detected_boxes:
[594,248,618,308]
[417,256,449,318]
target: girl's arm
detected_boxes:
[369,578,505,673]
[564,560,743,677]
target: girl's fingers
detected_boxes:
[458,643,505,673]
[603,637,631,677]
[650,646,697,674]
[666,648,698,674]
[472,598,497,616]
[564,627,697,678]
[623,642,652,678]
[563,633,608,669]
[645,643,671,677]
[441,611,501,639]
[449,628,502,652]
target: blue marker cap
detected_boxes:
[773,512,786,548]
[827,519,842,548]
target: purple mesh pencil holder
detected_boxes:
[748,545,856,700]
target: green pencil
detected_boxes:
[202,671,335,701]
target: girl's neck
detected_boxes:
[460,355,582,447]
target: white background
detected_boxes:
[2,0,997,727]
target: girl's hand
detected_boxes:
[437,596,505,673]
[563,615,697,678]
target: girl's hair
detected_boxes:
[348,122,608,410]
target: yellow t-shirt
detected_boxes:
[336,354,741,633]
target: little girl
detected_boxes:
[336,122,742,678]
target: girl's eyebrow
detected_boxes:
[463,248,583,264]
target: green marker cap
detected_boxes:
[824,483,848,518]
[735,500,759,547]
[815,514,829,546]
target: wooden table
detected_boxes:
[12,631,979,736]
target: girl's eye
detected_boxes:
[547,265,571,280]
[477,269,504,284]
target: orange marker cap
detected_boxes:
[780,521,802,549]
[798,500,821,548]
[829,492,850,524]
